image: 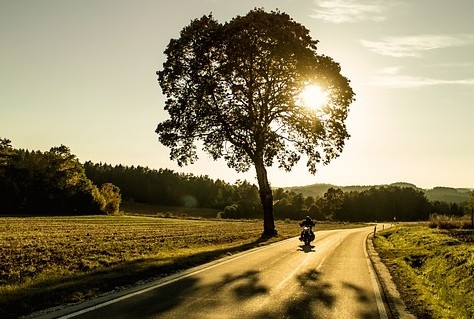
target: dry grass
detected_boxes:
[429,214,473,230]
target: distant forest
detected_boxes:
[285,183,472,204]
[1,138,472,221]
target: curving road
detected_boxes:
[49,225,391,319]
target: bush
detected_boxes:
[99,183,122,215]
[223,204,238,219]
[429,214,472,229]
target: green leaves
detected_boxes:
[0,140,115,215]
[156,9,354,175]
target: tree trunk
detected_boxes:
[471,207,473,228]
[254,159,277,237]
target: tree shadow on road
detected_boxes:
[231,270,269,300]
[68,266,381,319]
[254,269,336,319]
[342,281,383,319]
[285,269,335,318]
[75,269,268,318]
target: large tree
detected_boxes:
[156,9,355,236]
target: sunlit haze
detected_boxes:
[300,84,328,110]
[1,0,473,190]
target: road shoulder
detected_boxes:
[366,233,416,319]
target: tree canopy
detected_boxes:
[0,138,120,215]
[156,9,355,235]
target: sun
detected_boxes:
[299,84,328,109]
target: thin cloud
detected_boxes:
[368,67,474,88]
[426,62,474,68]
[310,0,387,23]
[361,34,474,57]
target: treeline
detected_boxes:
[83,162,327,220]
[84,161,242,209]
[337,187,432,221]
[275,187,464,222]
[1,139,470,221]
[286,183,472,205]
[0,139,120,215]
[84,162,467,222]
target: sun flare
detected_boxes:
[300,84,328,109]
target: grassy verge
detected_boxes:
[0,214,357,318]
[373,223,474,319]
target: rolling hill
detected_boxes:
[282,183,472,204]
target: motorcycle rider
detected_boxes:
[299,215,315,242]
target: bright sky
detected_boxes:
[1,0,473,190]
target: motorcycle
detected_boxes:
[300,226,315,245]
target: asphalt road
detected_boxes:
[47,225,391,319]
